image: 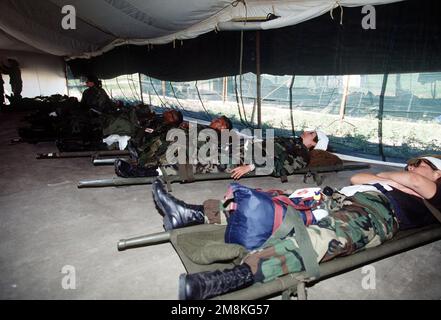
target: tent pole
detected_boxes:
[289,75,296,136]
[378,73,388,162]
[138,73,144,105]
[222,77,228,104]
[339,75,350,121]
[256,31,262,128]
[64,63,70,97]
[162,81,166,100]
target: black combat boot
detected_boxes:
[126,140,139,162]
[179,264,254,300]
[152,179,205,230]
[114,159,159,178]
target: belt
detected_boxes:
[372,183,404,225]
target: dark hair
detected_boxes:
[86,75,100,86]
[313,133,319,143]
[165,109,183,125]
[221,116,233,130]
[174,110,184,124]
[7,58,19,67]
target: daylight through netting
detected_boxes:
[66,69,441,160]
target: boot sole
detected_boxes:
[152,180,167,215]
[114,160,129,178]
[163,214,174,231]
[178,273,188,300]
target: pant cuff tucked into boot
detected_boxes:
[203,199,224,224]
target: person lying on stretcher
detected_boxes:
[151,155,441,299]
[115,122,329,180]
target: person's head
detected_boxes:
[301,129,329,150]
[163,109,183,126]
[405,156,441,182]
[209,116,233,131]
[85,75,100,88]
[7,59,19,68]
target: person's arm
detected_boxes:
[350,172,428,198]
[350,172,388,185]
[229,138,257,180]
[376,171,437,199]
[230,164,254,180]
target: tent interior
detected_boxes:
[0,0,440,300]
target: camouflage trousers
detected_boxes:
[0,74,4,105]
[204,191,399,283]
[138,135,168,167]
[137,134,229,175]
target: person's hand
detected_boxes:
[179,122,189,129]
[230,165,253,180]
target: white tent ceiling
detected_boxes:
[0,0,404,59]
[0,29,45,54]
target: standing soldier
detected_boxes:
[0,73,4,108]
[81,75,112,113]
[0,58,23,104]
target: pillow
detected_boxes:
[308,149,342,168]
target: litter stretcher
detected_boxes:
[117,223,441,300]
[36,149,130,159]
[77,162,370,189]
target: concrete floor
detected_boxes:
[0,111,440,300]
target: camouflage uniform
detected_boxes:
[202,189,398,283]
[0,59,22,100]
[254,136,310,177]
[137,127,311,177]
[81,86,112,113]
[138,123,227,175]
[0,73,4,105]
[102,107,140,138]
[136,117,179,167]
[8,63,22,99]
[241,191,399,282]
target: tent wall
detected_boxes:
[0,50,67,98]
[67,0,441,81]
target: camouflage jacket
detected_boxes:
[136,118,188,166]
[269,136,310,177]
[225,135,310,177]
[81,86,112,112]
[138,126,310,177]
[137,122,216,167]
[102,107,140,137]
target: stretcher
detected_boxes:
[77,162,370,189]
[36,149,130,159]
[117,223,441,300]
[92,157,126,165]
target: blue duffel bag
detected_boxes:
[224,183,322,250]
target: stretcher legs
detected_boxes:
[92,157,126,166]
[117,231,171,251]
